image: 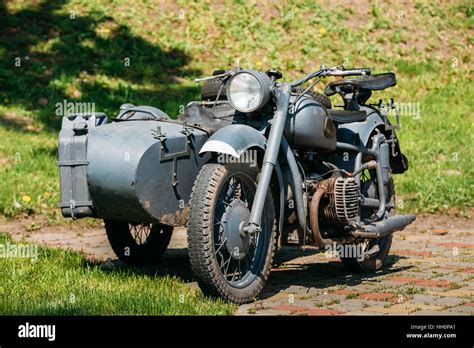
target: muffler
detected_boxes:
[350,214,416,239]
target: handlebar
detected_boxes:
[194,65,372,87]
[289,66,371,87]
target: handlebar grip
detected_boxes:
[321,67,372,77]
[342,68,371,76]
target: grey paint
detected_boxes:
[285,95,337,151]
[333,107,385,173]
[57,113,108,218]
[199,123,286,233]
[280,136,306,230]
[115,105,171,121]
[199,124,267,156]
[336,106,385,147]
[86,120,211,225]
[334,105,407,176]
[352,214,416,238]
[246,85,292,230]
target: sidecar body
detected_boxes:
[57,105,216,226]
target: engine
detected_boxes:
[308,176,360,244]
[320,177,359,224]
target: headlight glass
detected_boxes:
[227,72,265,113]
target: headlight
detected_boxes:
[227,70,271,113]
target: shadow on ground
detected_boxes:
[91,244,412,298]
[89,248,195,283]
[0,0,199,131]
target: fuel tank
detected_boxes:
[284,95,337,151]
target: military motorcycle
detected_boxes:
[57,64,415,304]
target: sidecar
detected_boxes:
[57,103,234,227]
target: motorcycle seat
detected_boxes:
[324,73,396,96]
[327,109,367,124]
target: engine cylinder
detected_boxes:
[315,177,360,225]
[334,177,359,223]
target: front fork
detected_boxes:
[242,84,292,235]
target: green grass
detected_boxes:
[0,0,472,218]
[0,233,235,315]
[0,107,59,218]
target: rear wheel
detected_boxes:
[341,175,395,273]
[105,220,173,266]
[187,163,276,304]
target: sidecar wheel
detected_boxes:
[104,220,173,266]
[187,163,277,304]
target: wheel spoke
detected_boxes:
[239,180,247,203]
[220,253,231,273]
[129,224,151,245]
[225,178,237,201]
[138,225,144,243]
[132,225,139,243]
[231,261,237,282]
[214,237,227,254]
[237,258,242,280]
[210,171,267,287]
[243,180,255,207]
[223,253,232,276]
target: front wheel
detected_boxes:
[187,163,276,304]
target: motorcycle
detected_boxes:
[57,64,415,304]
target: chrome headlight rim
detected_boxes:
[226,70,271,113]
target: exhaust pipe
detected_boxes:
[350,214,416,239]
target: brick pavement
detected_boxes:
[236,214,473,315]
[3,213,472,315]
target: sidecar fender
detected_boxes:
[199,124,267,157]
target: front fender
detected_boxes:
[199,124,266,157]
[199,124,285,235]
